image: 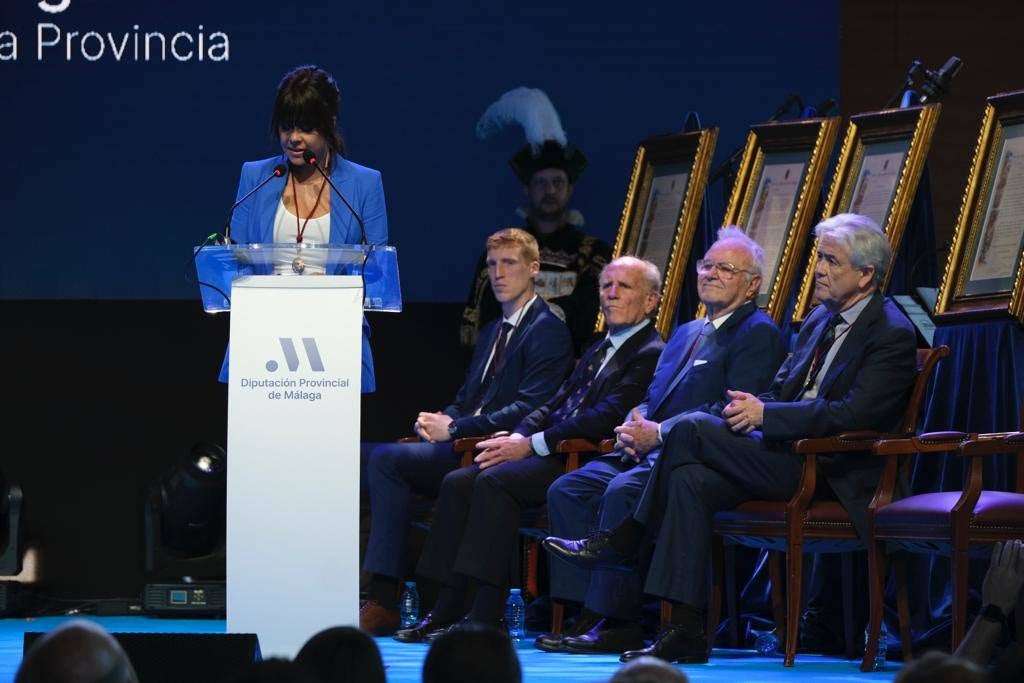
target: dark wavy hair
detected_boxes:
[271,65,346,157]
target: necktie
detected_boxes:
[472,322,514,410]
[803,313,844,392]
[489,322,514,377]
[549,338,613,422]
[683,320,714,367]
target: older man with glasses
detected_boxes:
[535,227,785,655]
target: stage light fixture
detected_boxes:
[143,442,227,617]
[157,442,227,557]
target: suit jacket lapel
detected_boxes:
[582,323,652,409]
[468,320,503,399]
[499,299,541,363]
[816,292,883,398]
[255,163,288,244]
[328,161,356,243]
[648,320,704,416]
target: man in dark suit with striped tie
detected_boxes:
[536,227,785,654]
[545,214,918,664]
[360,228,574,635]
[393,256,666,642]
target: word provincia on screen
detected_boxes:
[1,0,229,62]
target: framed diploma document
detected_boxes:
[936,90,1024,323]
[792,104,941,322]
[700,117,839,323]
[603,128,718,337]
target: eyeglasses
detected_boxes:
[695,259,754,280]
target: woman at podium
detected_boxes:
[218,64,389,392]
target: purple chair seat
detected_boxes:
[877,491,1024,530]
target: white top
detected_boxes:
[271,200,331,275]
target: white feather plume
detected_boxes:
[476,87,567,149]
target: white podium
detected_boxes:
[225,275,363,658]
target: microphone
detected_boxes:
[302,149,367,245]
[221,163,287,244]
[919,56,963,104]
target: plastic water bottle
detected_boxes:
[863,621,888,671]
[505,588,526,641]
[399,581,419,628]
[754,628,779,655]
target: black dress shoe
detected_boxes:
[424,616,506,644]
[542,531,636,572]
[564,621,645,654]
[534,614,604,653]
[619,625,708,664]
[393,613,457,643]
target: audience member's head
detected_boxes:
[610,656,690,683]
[893,650,987,683]
[16,620,138,683]
[422,623,521,683]
[294,626,385,683]
[225,658,319,683]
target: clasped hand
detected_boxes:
[614,408,661,463]
[415,411,453,442]
[474,433,533,470]
[722,390,764,434]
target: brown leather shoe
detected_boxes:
[359,600,400,636]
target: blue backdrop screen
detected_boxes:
[0,0,838,301]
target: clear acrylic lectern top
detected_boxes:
[193,242,401,314]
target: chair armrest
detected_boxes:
[961,432,1024,457]
[398,436,419,443]
[791,431,881,454]
[555,439,601,454]
[873,431,971,457]
[599,439,615,454]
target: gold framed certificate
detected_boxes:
[697,117,839,323]
[936,90,1024,323]
[602,128,718,337]
[792,104,941,322]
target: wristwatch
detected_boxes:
[447,421,459,439]
[979,603,1007,623]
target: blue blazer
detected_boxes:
[445,298,574,437]
[218,154,389,391]
[638,300,785,461]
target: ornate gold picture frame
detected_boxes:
[696,117,840,323]
[936,90,1024,323]
[601,128,718,337]
[792,104,941,322]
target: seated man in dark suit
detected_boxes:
[393,256,666,642]
[536,228,785,654]
[360,228,574,634]
[545,213,918,663]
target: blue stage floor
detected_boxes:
[0,617,902,682]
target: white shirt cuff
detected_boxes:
[531,432,551,457]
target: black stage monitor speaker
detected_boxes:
[23,632,261,683]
